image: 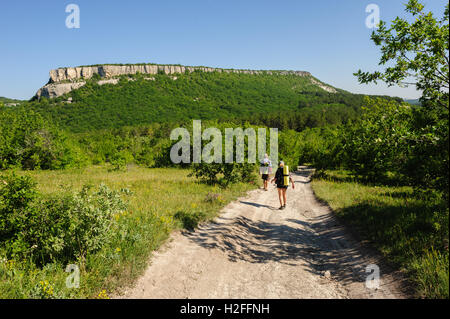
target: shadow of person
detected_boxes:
[239,201,277,210]
[294,180,311,184]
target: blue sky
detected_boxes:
[0,0,447,100]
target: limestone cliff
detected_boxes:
[34,63,335,99]
[46,64,311,83]
[36,82,87,100]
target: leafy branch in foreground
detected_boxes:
[355,0,449,110]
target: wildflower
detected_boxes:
[7,260,15,269]
[38,280,55,297]
[115,247,121,253]
[98,289,109,299]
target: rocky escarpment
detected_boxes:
[47,64,311,83]
[34,63,335,99]
[36,82,87,100]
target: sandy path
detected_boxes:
[116,167,408,299]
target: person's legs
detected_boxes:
[262,174,268,190]
[277,188,283,207]
[282,188,287,206]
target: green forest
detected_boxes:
[27,70,401,132]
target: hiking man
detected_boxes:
[260,153,272,191]
[271,161,294,210]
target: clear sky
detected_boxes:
[0,0,447,100]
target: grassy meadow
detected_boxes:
[0,165,258,298]
[311,170,449,299]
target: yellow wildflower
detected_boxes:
[98,289,109,299]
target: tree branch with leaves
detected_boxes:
[355,0,449,110]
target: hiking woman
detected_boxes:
[271,161,294,210]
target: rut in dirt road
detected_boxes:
[116,167,409,299]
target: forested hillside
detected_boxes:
[0,97,23,105]
[26,70,399,132]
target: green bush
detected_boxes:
[0,173,129,265]
[342,98,413,182]
[109,150,134,171]
[0,173,39,239]
[189,162,257,186]
[341,97,449,192]
[0,107,86,170]
[235,162,258,184]
[189,163,223,185]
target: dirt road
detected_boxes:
[116,167,408,299]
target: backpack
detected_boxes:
[283,165,290,186]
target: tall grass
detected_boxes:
[311,170,449,299]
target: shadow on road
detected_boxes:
[293,169,313,184]
[184,214,363,284]
[184,211,407,297]
[239,201,277,210]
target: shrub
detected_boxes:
[189,162,257,186]
[235,162,258,183]
[0,173,39,241]
[109,150,134,171]
[189,163,223,185]
[0,107,86,170]
[0,173,129,265]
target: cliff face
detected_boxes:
[34,63,325,99]
[47,64,311,83]
[36,82,87,100]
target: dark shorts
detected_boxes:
[277,185,288,189]
[262,174,269,181]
